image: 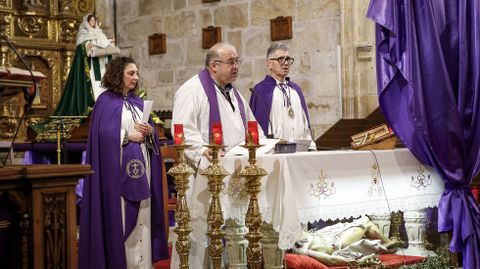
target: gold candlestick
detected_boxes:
[200,143,230,269]
[167,139,195,269]
[238,133,268,269]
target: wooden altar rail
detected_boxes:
[0,164,93,269]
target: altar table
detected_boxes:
[173,148,445,268]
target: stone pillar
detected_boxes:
[369,213,391,238]
[260,223,284,269]
[224,218,248,269]
[400,209,435,256]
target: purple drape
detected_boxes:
[367,1,480,268]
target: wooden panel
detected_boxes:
[0,164,92,269]
[148,33,166,55]
[270,16,292,41]
[202,26,221,49]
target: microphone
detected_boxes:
[0,33,38,167]
[249,87,274,139]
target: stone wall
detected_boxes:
[97,0,376,139]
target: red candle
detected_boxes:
[173,124,184,145]
[472,186,479,204]
[212,122,222,145]
[247,121,259,145]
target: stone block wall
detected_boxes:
[97,0,371,139]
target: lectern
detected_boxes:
[0,164,92,269]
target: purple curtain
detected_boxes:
[367,0,480,267]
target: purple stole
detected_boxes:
[198,68,247,141]
[250,75,311,137]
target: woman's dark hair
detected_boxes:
[87,14,96,23]
[101,57,138,94]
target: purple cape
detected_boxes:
[250,75,311,137]
[198,68,247,140]
[78,91,168,269]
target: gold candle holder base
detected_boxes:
[239,135,268,269]
[167,142,195,269]
[200,143,230,269]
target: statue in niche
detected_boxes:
[54,14,120,116]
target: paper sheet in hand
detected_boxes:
[142,100,154,123]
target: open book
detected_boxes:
[0,67,46,82]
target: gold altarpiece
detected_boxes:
[0,0,95,139]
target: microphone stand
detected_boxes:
[1,34,37,167]
[249,87,274,139]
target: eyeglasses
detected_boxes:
[215,58,242,67]
[269,56,295,65]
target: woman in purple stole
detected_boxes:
[78,57,168,269]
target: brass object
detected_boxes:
[167,138,195,269]
[288,106,294,117]
[239,133,268,269]
[390,211,405,246]
[35,116,84,142]
[34,116,85,164]
[200,143,229,269]
[56,128,61,164]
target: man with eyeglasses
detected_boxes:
[250,42,316,150]
[172,42,263,166]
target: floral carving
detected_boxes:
[17,17,45,36]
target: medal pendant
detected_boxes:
[288,107,295,118]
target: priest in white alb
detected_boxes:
[171,42,263,167]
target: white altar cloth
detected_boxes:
[173,148,445,268]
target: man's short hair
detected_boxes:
[205,42,235,67]
[205,49,220,67]
[266,42,289,59]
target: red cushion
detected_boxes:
[285,253,425,269]
[285,253,330,269]
[379,253,424,267]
